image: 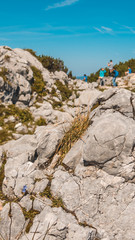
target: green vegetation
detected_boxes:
[0,67,12,86]
[40,184,64,208]
[22,207,40,233]
[55,80,72,101]
[35,117,47,126]
[25,49,68,73]
[0,104,33,124]
[25,48,76,79]
[0,152,7,200]
[0,104,33,144]
[52,100,63,109]
[0,129,13,144]
[31,66,45,96]
[88,58,135,83]
[68,70,76,79]
[50,87,58,98]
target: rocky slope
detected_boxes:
[0,46,135,240]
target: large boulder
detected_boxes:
[74,89,100,107]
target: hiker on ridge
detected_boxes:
[83,74,88,82]
[112,68,119,86]
[125,67,132,75]
[99,68,106,86]
[108,60,113,76]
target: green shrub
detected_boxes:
[0,104,33,144]
[31,66,45,95]
[52,100,63,109]
[35,117,47,126]
[55,80,72,101]
[50,87,58,97]
[0,129,12,144]
[0,67,12,86]
[7,105,33,124]
[25,49,68,73]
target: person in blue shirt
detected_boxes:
[83,74,87,82]
[112,68,119,86]
[99,68,106,86]
[125,67,132,75]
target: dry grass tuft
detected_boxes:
[55,112,90,167]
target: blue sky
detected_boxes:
[0,0,135,76]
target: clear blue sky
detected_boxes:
[0,0,135,76]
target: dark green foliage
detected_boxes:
[39,55,68,73]
[50,87,58,97]
[0,129,12,144]
[52,100,63,109]
[25,49,68,73]
[114,58,135,76]
[6,105,33,123]
[55,80,72,101]
[88,58,135,83]
[68,71,76,79]
[31,66,45,95]
[24,49,37,58]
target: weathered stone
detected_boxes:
[0,203,25,240]
[35,124,69,162]
[74,89,100,106]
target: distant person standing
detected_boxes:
[108,60,113,76]
[125,67,132,75]
[112,68,119,86]
[83,74,87,82]
[99,68,106,86]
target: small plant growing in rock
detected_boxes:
[55,80,72,101]
[0,129,13,144]
[40,182,64,208]
[4,55,10,62]
[35,117,47,126]
[50,87,58,98]
[31,66,45,96]
[0,104,34,144]
[91,102,100,112]
[0,67,12,87]
[22,207,40,233]
[0,151,7,200]
[52,100,63,109]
